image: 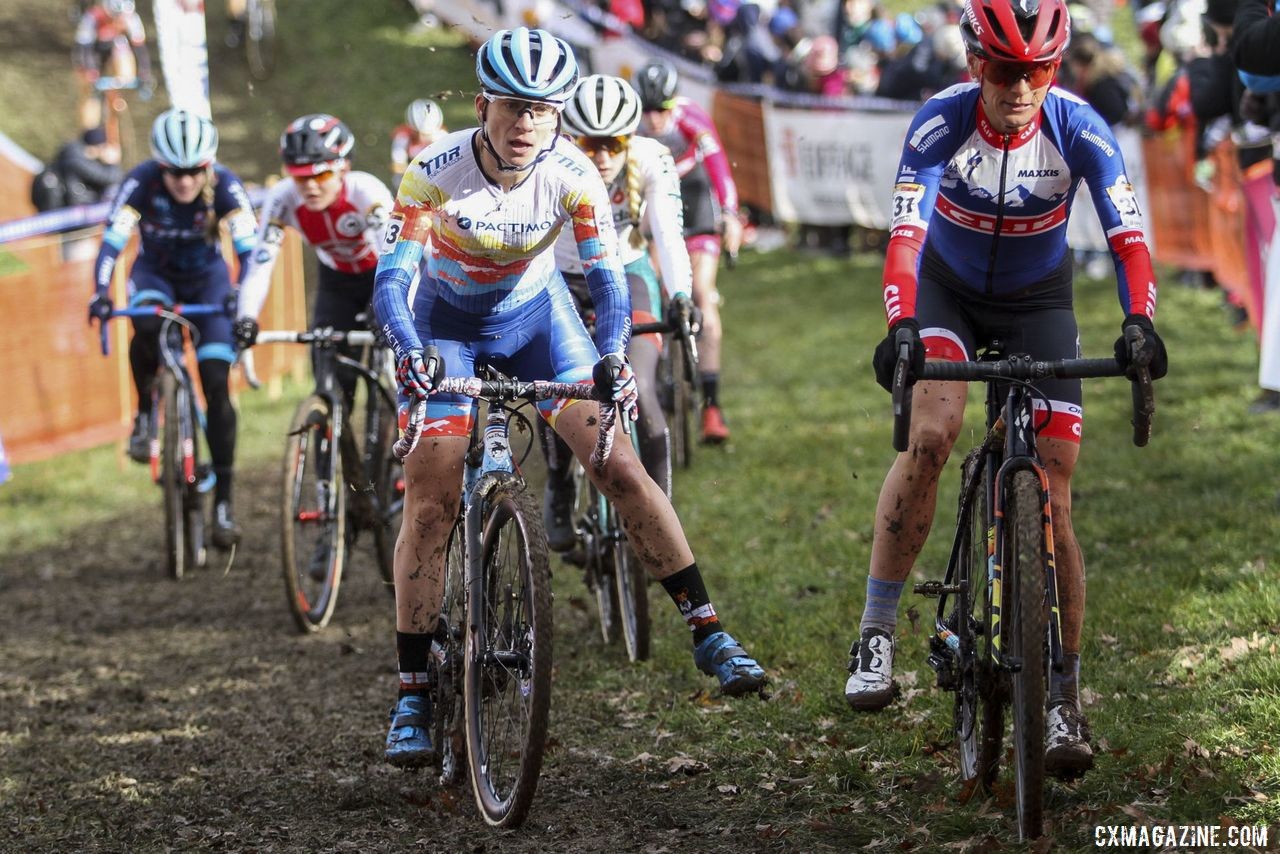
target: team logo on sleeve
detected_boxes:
[380,212,404,254]
[1104,176,1142,230]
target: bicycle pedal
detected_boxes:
[914,580,963,597]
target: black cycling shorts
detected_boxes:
[916,250,1085,443]
[314,264,375,330]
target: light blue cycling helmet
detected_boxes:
[476,27,579,104]
[150,108,219,169]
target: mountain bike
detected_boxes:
[247,328,401,633]
[397,362,615,827]
[895,329,1155,841]
[101,303,227,580]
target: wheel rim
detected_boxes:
[282,403,344,631]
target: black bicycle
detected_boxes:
[247,327,401,633]
[656,308,701,471]
[398,363,615,827]
[895,328,1155,841]
[101,303,227,580]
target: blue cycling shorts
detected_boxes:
[401,277,599,438]
[127,259,235,363]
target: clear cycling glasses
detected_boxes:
[980,59,1059,89]
[482,93,563,126]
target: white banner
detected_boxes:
[763,103,909,227]
[152,0,210,118]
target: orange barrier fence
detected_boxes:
[0,227,308,465]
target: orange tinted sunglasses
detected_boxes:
[981,59,1059,88]
[576,135,629,155]
[292,169,337,184]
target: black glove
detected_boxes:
[396,346,445,401]
[1114,314,1168,380]
[593,352,640,421]
[88,293,113,327]
[873,318,925,392]
[233,317,259,351]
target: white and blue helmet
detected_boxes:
[150,109,218,169]
[476,27,579,104]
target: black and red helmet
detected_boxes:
[280,114,354,177]
[960,0,1071,63]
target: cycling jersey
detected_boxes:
[374,128,631,363]
[95,161,257,291]
[639,97,739,237]
[882,82,1157,326]
[238,170,393,320]
[74,6,150,76]
[553,135,691,302]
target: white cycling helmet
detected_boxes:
[150,109,218,169]
[476,27,579,104]
[105,0,136,15]
[406,99,444,134]
[563,75,642,138]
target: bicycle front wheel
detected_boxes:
[1006,470,1048,840]
[368,392,402,591]
[464,482,552,828]
[669,338,695,470]
[281,395,346,633]
[606,501,650,662]
[159,371,186,580]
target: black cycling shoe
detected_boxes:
[542,479,575,553]
[127,412,151,464]
[211,501,242,550]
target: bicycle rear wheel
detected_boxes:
[606,501,650,662]
[436,517,468,787]
[281,395,346,633]
[159,371,186,580]
[1006,470,1048,840]
[245,0,277,80]
[954,450,1001,787]
[464,481,552,828]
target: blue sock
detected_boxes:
[859,577,904,635]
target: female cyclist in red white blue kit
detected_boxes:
[842,0,1168,779]
[87,109,258,549]
[372,28,768,767]
[233,113,394,400]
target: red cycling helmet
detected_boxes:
[960,0,1071,63]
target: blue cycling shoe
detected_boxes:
[694,631,767,696]
[385,694,434,767]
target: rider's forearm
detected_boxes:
[373,248,424,361]
[882,226,925,326]
[584,263,632,356]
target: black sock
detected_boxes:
[701,373,720,409]
[660,563,722,644]
[214,467,233,506]
[396,630,434,698]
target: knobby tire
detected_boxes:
[464,483,552,828]
[281,395,346,633]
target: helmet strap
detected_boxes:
[477,113,562,177]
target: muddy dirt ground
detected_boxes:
[1,462,841,853]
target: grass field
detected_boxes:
[2,0,1278,847]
